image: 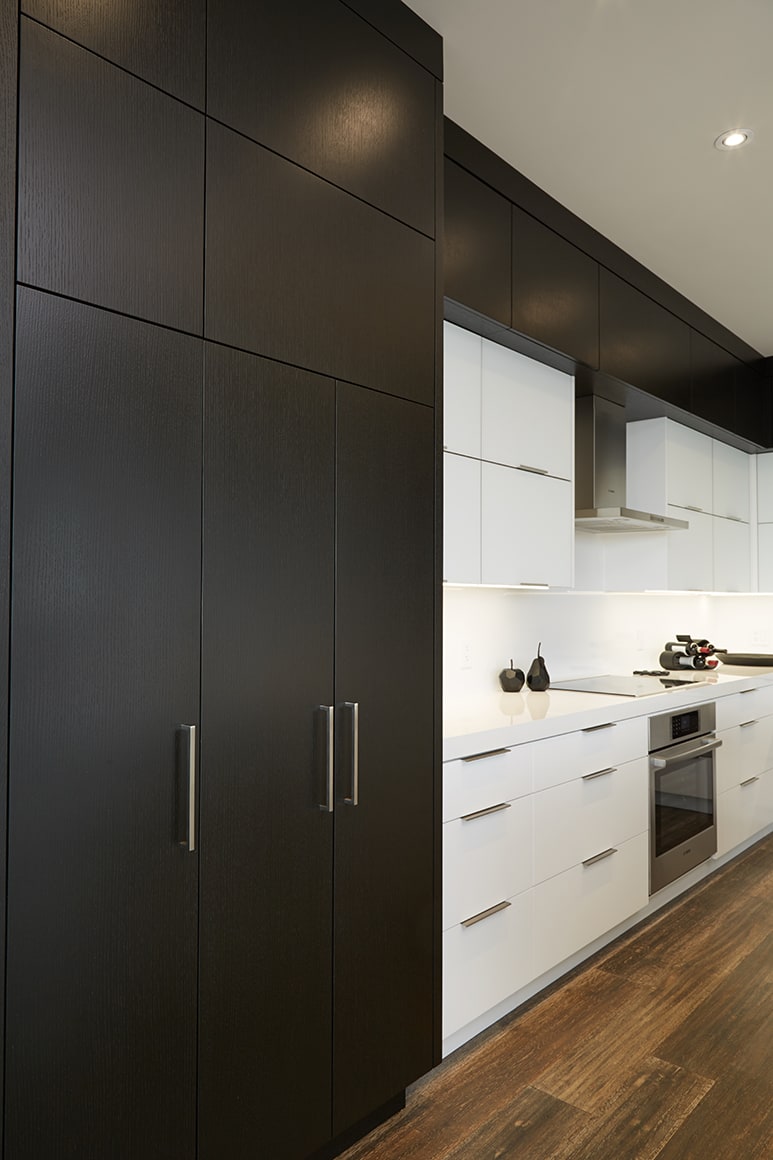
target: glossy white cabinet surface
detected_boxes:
[443,452,481,584]
[712,440,750,522]
[443,322,481,458]
[716,716,773,794]
[443,742,532,824]
[443,888,533,1039]
[532,716,647,792]
[717,770,773,857]
[480,339,573,481]
[443,797,533,930]
[665,505,713,590]
[481,462,573,587]
[757,452,773,524]
[665,422,713,512]
[713,515,751,593]
[759,523,773,591]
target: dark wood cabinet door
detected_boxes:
[690,329,738,430]
[18,19,204,332]
[513,208,599,367]
[6,289,202,1160]
[21,0,205,107]
[333,384,435,1135]
[205,121,434,404]
[207,0,435,235]
[599,268,691,407]
[735,362,771,446]
[444,158,511,326]
[199,345,336,1160]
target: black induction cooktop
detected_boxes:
[549,674,713,697]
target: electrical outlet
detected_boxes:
[461,641,472,670]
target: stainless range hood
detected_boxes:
[574,396,688,533]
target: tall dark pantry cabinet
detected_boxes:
[1,4,443,1159]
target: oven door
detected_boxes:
[650,733,721,893]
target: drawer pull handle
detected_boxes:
[685,505,705,513]
[741,776,760,787]
[581,722,617,733]
[518,463,549,476]
[461,900,511,928]
[461,747,510,763]
[519,581,549,588]
[740,689,757,695]
[582,766,617,781]
[461,802,512,822]
[740,720,759,728]
[583,847,617,868]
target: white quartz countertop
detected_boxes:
[443,666,773,761]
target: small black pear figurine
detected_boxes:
[499,659,525,692]
[526,642,550,691]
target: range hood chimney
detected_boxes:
[574,396,688,533]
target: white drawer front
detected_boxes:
[532,757,648,884]
[443,797,532,930]
[716,770,773,857]
[531,831,649,979]
[532,716,647,792]
[716,718,773,793]
[443,744,532,823]
[716,685,773,731]
[443,888,534,1039]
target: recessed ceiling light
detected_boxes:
[714,128,753,151]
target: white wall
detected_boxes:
[444,586,773,719]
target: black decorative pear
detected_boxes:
[499,658,525,692]
[526,642,550,691]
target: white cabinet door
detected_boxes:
[759,524,773,591]
[757,452,773,523]
[443,453,481,584]
[666,422,713,512]
[443,322,482,457]
[712,440,750,522]
[481,462,573,587]
[532,717,648,792]
[713,515,751,593]
[666,505,713,590]
[443,742,533,824]
[443,797,533,930]
[716,770,773,858]
[480,339,573,481]
[443,888,534,1039]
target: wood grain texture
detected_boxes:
[207,0,436,235]
[0,0,16,1146]
[205,120,434,404]
[22,0,205,107]
[337,834,773,1160]
[18,19,204,332]
[198,344,336,1160]
[6,289,202,1159]
[444,157,512,327]
[333,385,436,1135]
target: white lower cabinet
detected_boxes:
[443,797,532,930]
[443,888,533,1039]
[717,770,773,857]
[531,831,649,978]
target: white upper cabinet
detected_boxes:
[627,418,712,515]
[480,338,573,481]
[443,453,481,584]
[443,322,481,458]
[712,440,750,523]
[481,463,573,588]
[758,452,773,524]
[713,516,751,592]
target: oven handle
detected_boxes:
[651,736,722,769]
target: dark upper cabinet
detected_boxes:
[690,330,738,431]
[599,268,690,407]
[735,362,772,446]
[18,19,204,333]
[21,0,205,108]
[513,208,599,367]
[207,0,436,236]
[205,120,435,405]
[444,158,511,326]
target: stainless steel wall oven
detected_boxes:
[649,702,721,893]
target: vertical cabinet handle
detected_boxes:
[344,701,359,806]
[319,705,334,813]
[176,725,196,853]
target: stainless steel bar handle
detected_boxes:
[461,747,510,764]
[582,847,617,868]
[582,766,617,781]
[581,722,616,733]
[517,463,549,476]
[461,802,511,822]
[651,736,722,769]
[685,505,705,513]
[740,720,759,728]
[177,725,196,853]
[344,701,359,806]
[741,776,761,787]
[320,706,334,813]
[461,899,511,928]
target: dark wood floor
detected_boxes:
[339,833,773,1159]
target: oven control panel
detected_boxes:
[649,700,716,753]
[670,709,700,740]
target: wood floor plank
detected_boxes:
[439,1086,588,1160]
[656,1066,773,1160]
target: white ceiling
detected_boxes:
[405,0,773,356]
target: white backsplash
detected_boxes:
[444,586,773,715]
